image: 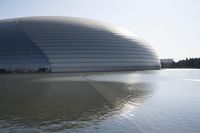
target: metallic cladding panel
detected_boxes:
[0,16,161,72]
[0,19,50,72]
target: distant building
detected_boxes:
[160,59,174,64]
[0,16,161,73]
[160,59,175,68]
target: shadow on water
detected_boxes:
[0,73,154,132]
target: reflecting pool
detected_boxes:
[0,69,200,133]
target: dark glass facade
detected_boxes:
[0,17,161,73]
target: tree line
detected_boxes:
[161,58,200,68]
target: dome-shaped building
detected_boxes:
[0,16,160,73]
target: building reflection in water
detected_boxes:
[0,73,154,132]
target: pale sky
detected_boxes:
[1,0,200,61]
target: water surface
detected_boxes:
[0,69,200,133]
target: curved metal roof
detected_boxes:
[0,16,161,73]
